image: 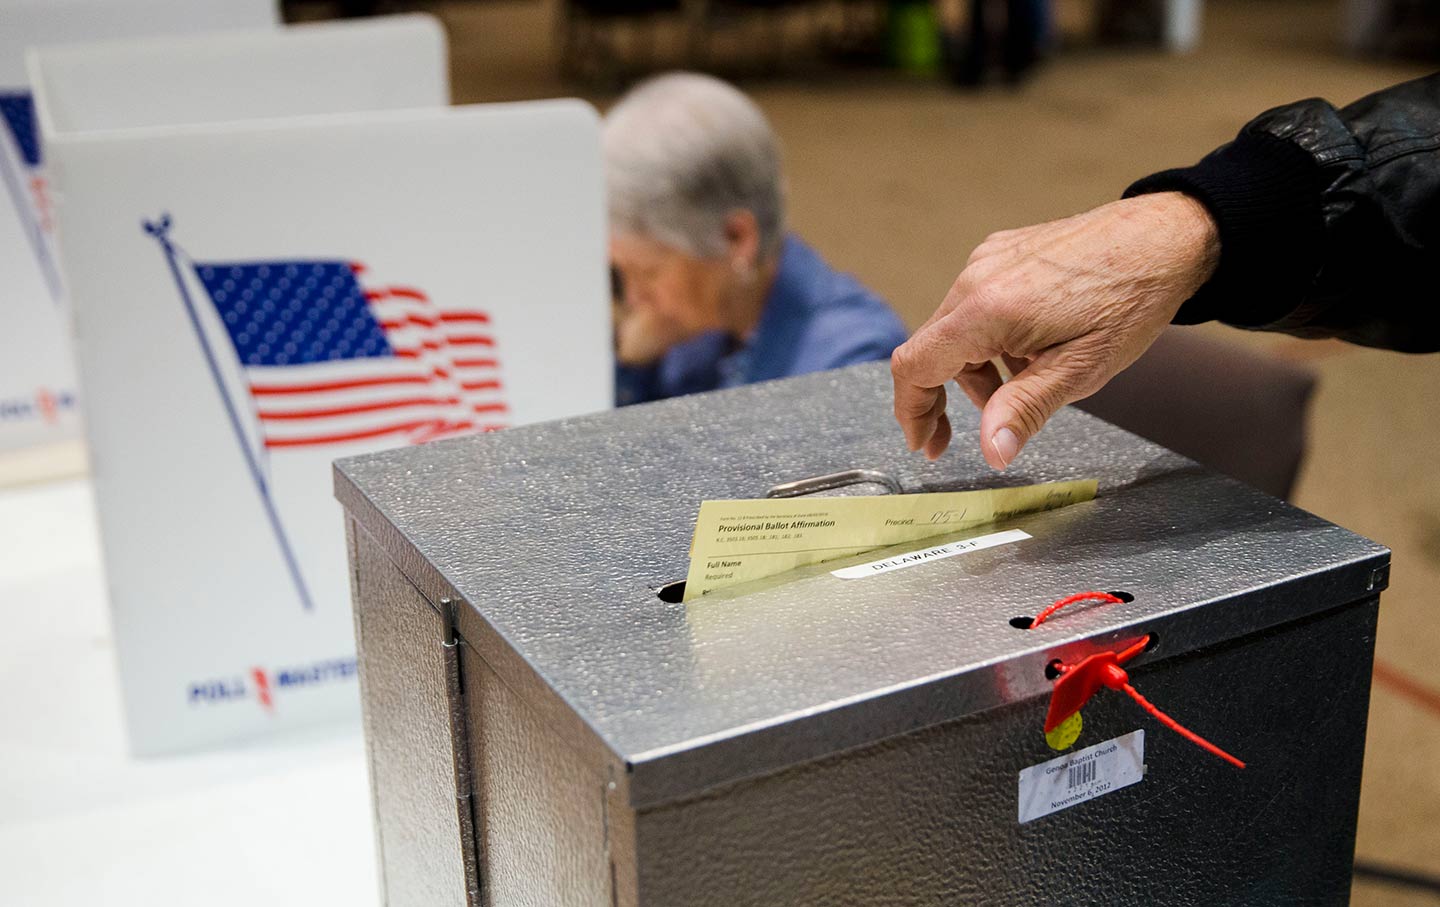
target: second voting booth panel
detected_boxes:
[26,15,448,131]
[338,362,1388,906]
[0,0,277,471]
[31,18,612,753]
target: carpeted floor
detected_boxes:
[366,0,1440,899]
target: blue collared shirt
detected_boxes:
[616,235,907,405]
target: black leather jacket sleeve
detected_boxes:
[1124,72,1440,353]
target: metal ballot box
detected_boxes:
[335,362,1389,907]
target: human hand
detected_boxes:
[891,192,1221,469]
[614,301,690,367]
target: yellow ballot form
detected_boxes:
[683,479,1097,601]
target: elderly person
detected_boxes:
[605,73,908,406]
[891,72,1440,469]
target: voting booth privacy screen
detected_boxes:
[0,0,277,463]
[32,19,612,753]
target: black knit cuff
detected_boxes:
[1123,129,1325,328]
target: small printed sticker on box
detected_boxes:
[1018,730,1145,824]
[829,529,1031,579]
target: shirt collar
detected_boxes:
[718,235,808,386]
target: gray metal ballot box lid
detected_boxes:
[333,361,1388,810]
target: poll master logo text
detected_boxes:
[0,387,77,425]
[187,656,357,714]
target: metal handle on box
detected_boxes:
[766,469,903,499]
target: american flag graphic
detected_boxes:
[0,92,41,170]
[1,90,60,298]
[192,259,508,449]
[146,215,508,611]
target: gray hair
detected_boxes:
[603,72,786,260]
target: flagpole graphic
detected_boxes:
[145,214,316,612]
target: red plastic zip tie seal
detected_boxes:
[1029,591,1124,629]
[1032,591,1246,770]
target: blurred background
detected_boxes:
[293,0,1440,900]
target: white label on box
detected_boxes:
[830,529,1031,579]
[1017,730,1145,823]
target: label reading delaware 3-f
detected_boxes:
[830,529,1031,579]
[1018,730,1145,823]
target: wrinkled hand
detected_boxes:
[614,302,690,367]
[891,192,1221,469]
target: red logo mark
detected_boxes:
[35,388,57,425]
[29,176,53,233]
[251,667,274,713]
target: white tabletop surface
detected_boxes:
[0,478,380,906]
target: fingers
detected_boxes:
[977,350,1093,471]
[892,310,999,392]
[953,360,1004,410]
[922,412,952,461]
[894,359,1000,461]
[893,241,1049,461]
[999,354,1029,379]
[892,372,948,453]
[891,271,1014,461]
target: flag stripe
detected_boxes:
[377,312,494,331]
[365,287,428,302]
[380,316,438,330]
[256,402,502,439]
[264,419,446,448]
[250,374,433,395]
[411,419,482,443]
[256,396,463,420]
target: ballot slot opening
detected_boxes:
[1010,590,1135,629]
[657,581,686,603]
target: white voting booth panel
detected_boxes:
[0,0,278,473]
[0,0,280,84]
[29,15,449,130]
[32,22,612,754]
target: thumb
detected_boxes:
[977,353,1093,471]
